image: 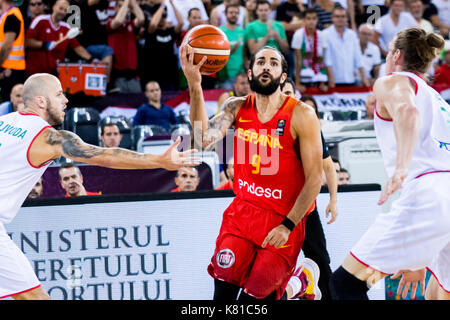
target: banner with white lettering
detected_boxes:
[4,189,384,300]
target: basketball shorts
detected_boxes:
[351,172,450,292]
[0,223,41,299]
[207,196,307,299]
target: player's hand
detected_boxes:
[261,224,290,249]
[391,268,426,300]
[159,136,201,171]
[179,44,207,86]
[378,168,408,205]
[325,200,338,224]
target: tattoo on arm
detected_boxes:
[46,130,105,159]
[197,97,243,149]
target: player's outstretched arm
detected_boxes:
[373,75,421,204]
[323,156,338,224]
[29,128,200,171]
[180,44,243,149]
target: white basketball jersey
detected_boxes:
[0,112,53,224]
[375,71,450,183]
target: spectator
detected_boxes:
[27,177,43,199]
[171,167,200,192]
[338,168,350,184]
[291,8,328,93]
[216,158,234,190]
[216,72,251,111]
[210,0,246,28]
[71,0,114,86]
[423,0,450,37]
[374,0,417,56]
[309,0,341,30]
[409,0,434,33]
[245,0,289,55]
[0,83,23,116]
[276,0,304,40]
[335,0,357,30]
[276,0,305,78]
[244,0,258,26]
[432,0,450,36]
[143,0,183,90]
[133,80,178,132]
[100,123,123,148]
[365,93,376,119]
[0,0,26,102]
[358,23,381,86]
[165,0,209,31]
[179,7,204,44]
[107,0,145,93]
[59,163,101,197]
[24,0,45,30]
[323,6,369,87]
[218,4,247,89]
[25,0,93,77]
[433,43,450,92]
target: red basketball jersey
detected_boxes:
[233,94,313,216]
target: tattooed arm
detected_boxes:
[180,44,244,149]
[193,95,244,150]
[28,128,199,170]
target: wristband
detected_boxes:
[281,217,295,231]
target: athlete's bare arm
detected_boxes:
[180,44,244,149]
[195,96,244,150]
[262,102,323,249]
[28,128,200,170]
[323,156,338,224]
[373,74,421,204]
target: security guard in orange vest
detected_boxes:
[0,0,25,102]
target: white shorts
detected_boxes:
[0,223,41,299]
[351,172,450,292]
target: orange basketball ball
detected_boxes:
[183,24,230,75]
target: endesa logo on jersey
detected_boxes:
[237,179,282,199]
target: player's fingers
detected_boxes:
[391,271,401,279]
[410,282,418,300]
[402,282,410,299]
[328,213,337,224]
[377,189,388,205]
[197,56,208,69]
[169,136,181,149]
[187,45,194,64]
[180,148,199,156]
[180,45,187,64]
[396,275,406,296]
[378,181,392,205]
[261,233,271,248]
[420,280,425,297]
[181,157,202,166]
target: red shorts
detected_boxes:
[207,197,306,299]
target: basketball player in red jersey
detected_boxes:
[181,45,323,300]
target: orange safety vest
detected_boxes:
[0,6,25,70]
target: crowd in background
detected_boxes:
[1,0,450,101]
[1,0,449,198]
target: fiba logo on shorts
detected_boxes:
[216,249,235,268]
